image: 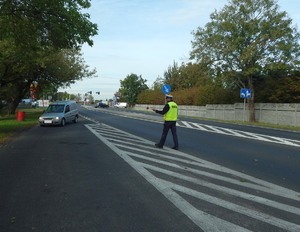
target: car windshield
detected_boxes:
[45,104,65,113]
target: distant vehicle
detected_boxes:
[95,102,109,108]
[114,102,128,108]
[21,99,32,104]
[20,99,38,108]
[31,100,38,108]
[39,101,79,126]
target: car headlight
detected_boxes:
[55,117,60,120]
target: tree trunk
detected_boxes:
[4,80,31,115]
[7,98,20,115]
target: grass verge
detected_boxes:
[0,108,44,145]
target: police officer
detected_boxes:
[152,94,179,150]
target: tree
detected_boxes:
[163,62,202,91]
[190,0,300,122]
[35,49,97,97]
[163,62,181,91]
[0,0,97,49]
[136,89,165,105]
[119,74,148,106]
[152,76,165,91]
[0,0,98,113]
[255,74,300,103]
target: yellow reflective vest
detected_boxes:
[164,101,178,121]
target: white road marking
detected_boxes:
[181,120,195,129]
[178,121,300,147]
[162,179,300,232]
[81,106,300,147]
[85,123,300,232]
[139,163,300,216]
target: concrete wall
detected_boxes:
[134,103,300,127]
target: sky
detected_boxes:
[59,0,300,101]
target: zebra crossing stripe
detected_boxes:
[121,149,299,200]
[97,124,299,200]
[87,127,252,231]
[180,120,195,128]
[138,162,300,216]
[179,120,300,147]
[161,179,300,232]
[85,123,300,231]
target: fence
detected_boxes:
[133,103,300,127]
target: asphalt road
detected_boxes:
[0,117,198,232]
[0,105,300,232]
[80,106,300,192]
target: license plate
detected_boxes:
[44,120,52,124]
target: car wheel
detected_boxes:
[73,115,78,123]
[61,118,66,126]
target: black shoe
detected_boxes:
[172,146,178,150]
[155,143,163,148]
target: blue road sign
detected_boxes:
[162,84,171,94]
[240,88,251,99]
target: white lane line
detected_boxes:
[139,162,300,216]
[123,153,252,232]
[123,150,300,201]
[88,123,152,144]
[180,121,195,129]
[86,123,300,231]
[215,127,248,137]
[82,108,300,148]
[90,123,300,201]
[260,135,300,146]
[239,131,282,143]
[161,179,300,232]
[201,124,231,134]
[188,122,209,131]
[180,121,300,147]
[85,124,251,232]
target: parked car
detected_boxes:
[39,101,79,126]
[95,102,109,108]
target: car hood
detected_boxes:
[40,112,64,118]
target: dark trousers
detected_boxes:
[158,121,179,148]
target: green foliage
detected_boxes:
[255,74,300,103]
[35,49,97,96]
[119,74,149,106]
[190,0,300,121]
[137,89,165,105]
[163,62,210,91]
[172,87,200,105]
[0,0,98,48]
[163,62,181,91]
[152,77,165,91]
[141,58,238,106]
[137,83,239,106]
[0,0,98,114]
[136,1,300,108]
[196,84,239,105]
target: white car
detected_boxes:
[114,102,128,108]
[39,101,79,126]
